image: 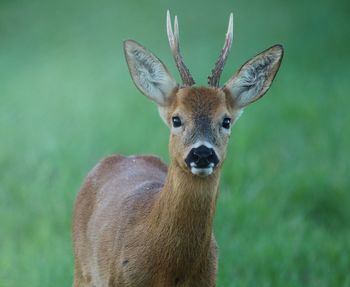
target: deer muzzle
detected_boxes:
[185,145,219,176]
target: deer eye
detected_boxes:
[222,117,231,129]
[172,116,182,128]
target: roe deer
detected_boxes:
[72,10,283,287]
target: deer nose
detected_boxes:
[185,145,219,169]
[193,146,213,165]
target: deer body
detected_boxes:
[73,153,218,286]
[73,11,283,287]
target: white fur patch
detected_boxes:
[191,166,214,176]
[192,141,214,149]
[190,162,214,176]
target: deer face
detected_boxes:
[165,87,240,176]
[124,12,283,177]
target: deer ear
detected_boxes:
[124,40,178,106]
[224,44,283,108]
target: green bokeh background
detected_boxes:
[1,0,349,286]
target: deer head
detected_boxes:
[124,11,283,177]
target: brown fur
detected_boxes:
[72,87,238,287]
[166,88,237,173]
[72,37,283,286]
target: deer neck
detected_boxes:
[148,161,220,266]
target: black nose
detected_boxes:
[194,145,213,160]
[185,145,219,169]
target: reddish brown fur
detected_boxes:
[72,87,239,287]
[73,12,283,286]
[166,88,237,173]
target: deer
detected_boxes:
[72,10,283,287]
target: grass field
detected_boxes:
[1,0,349,286]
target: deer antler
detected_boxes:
[208,13,234,87]
[167,10,195,86]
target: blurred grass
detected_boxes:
[0,0,350,286]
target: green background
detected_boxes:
[1,0,349,286]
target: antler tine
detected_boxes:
[208,13,234,87]
[174,15,179,43]
[166,10,195,86]
[166,10,175,50]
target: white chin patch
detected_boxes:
[191,167,213,176]
[190,162,215,176]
